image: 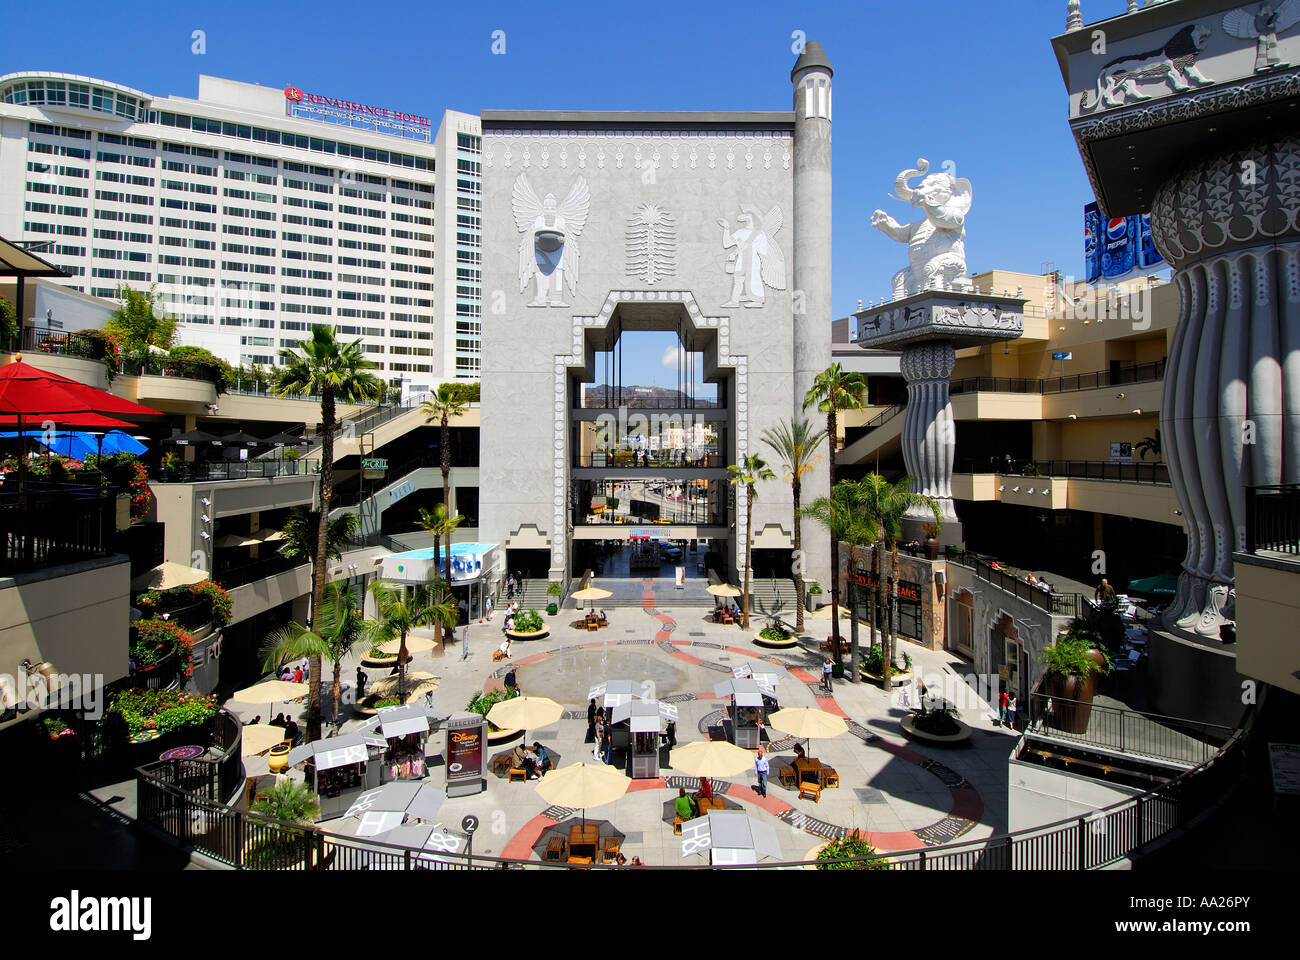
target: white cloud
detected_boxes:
[661,345,686,369]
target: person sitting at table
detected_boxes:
[533,742,551,776]
[283,718,300,745]
[597,609,607,624]
[512,743,531,776]
[675,787,697,822]
[693,777,713,805]
[793,741,806,761]
[271,713,286,728]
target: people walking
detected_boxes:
[997,688,1009,726]
[586,697,597,743]
[1095,577,1116,605]
[355,666,367,700]
[601,717,613,765]
[822,656,834,693]
[754,747,770,798]
[593,723,604,761]
[1007,693,1018,730]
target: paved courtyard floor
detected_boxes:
[230,586,1018,866]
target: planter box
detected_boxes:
[506,628,549,642]
[862,669,913,688]
[900,712,972,744]
[752,630,798,649]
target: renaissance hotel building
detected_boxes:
[0,72,484,385]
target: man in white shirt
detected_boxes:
[754,747,770,798]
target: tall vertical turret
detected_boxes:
[792,42,834,590]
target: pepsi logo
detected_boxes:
[1106,217,1128,240]
[284,87,304,102]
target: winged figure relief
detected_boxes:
[717,204,786,308]
[1223,1,1300,71]
[513,172,591,306]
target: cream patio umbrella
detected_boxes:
[533,761,630,827]
[130,562,211,592]
[669,739,755,779]
[766,707,847,756]
[375,633,439,656]
[486,696,564,733]
[230,679,309,717]
[706,583,742,598]
[241,723,288,757]
[810,604,855,621]
[571,586,612,611]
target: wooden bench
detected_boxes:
[697,797,726,814]
[673,814,687,835]
[798,780,822,803]
[821,767,839,789]
[544,836,566,861]
[490,754,511,776]
[601,836,622,863]
[778,765,797,788]
[508,766,528,782]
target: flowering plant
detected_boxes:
[111,689,218,735]
[129,462,152,519]
[187,579,232,627]
[132,618,195,678]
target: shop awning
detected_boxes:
[713,677,764,706]
[611,699,662,732]
[589,679,639,709]
[345,780,447,836]
[364,823,463,869]
[681,810,784,865]
[375,704,431,739]
[288,732,378,771]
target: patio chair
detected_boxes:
[601,836,622,863]
[821,767,839,789]
[778,765,796,788]
[544,836,566,862]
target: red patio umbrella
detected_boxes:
[0,358,161,498]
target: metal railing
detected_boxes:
[346,391,434,438]
[151,459,314,483]
[1027,693,1233,767]
[577,396,723,410]
[0,488,115,575]
[135,718,1248,871]
[945,550,1085,618]
[957,459,1169,485]
[575,452,725,469]
[948,358,1166,397]
[1245,483,1300,556]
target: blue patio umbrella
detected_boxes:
[3,429,148,458]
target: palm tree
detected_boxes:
[363,581,455,703]
[273,326,383,741]
[420,384,470,518]
[857,474,941,687]
[251,779,321,824]
[803,363,867,666]
[802,479,880,682]
[415,503,464,647]
[761,417,828,633]
[279,508,361,568]
[259,581,363,730]
[727,453,775,629]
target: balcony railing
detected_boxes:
[577,396,723,410]
[945,550,1085,618]
[1244,483,1300,556]
[151,459,314,483]
[0,488,115,575]
[948,358,1166,397]
[1027,693,1233,768]
[957,459,1169,485]
[575,452,725,469]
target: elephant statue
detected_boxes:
[871,158,974,299]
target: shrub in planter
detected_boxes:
[861,643,910,677]
[467,688,515,730]
[759,624,791,643]
[912,708,962,737]
[110,688,218,735]
[512,608,544,633]
[1039,633,1111,734]
[815,830,890,870]
[163,346,236,393]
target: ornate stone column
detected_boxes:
[1147,135,1300,637]
[899,340,959,522]
[854,290,1025,542]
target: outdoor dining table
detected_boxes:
[568,823,600,861]
[794,757,830,787]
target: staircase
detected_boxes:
[747,577,801,620]
[511,579,554,610]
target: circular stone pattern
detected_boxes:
[519,646,689,705]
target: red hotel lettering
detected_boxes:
[294,90,430,126]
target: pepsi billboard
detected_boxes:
[1085,202,1163,284]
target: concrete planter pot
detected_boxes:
[753,629,798,649]
[862,669,913,688]
[899,712,972,744]
[360,652,411,669]
[506,628,550,642]
[487,725,523,745]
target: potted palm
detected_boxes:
[545,582,561,616]
[922,523,940,560]
[1038,631,1111,734]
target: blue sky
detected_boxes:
[1,0,1100,384]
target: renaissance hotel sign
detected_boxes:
[284,86,432,143]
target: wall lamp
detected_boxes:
[1132,408,1142,415]
[1068,414,1078,420]
[200,497,211,507]
[1115,392,1126,399]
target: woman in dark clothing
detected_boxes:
[586,697,597,743]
